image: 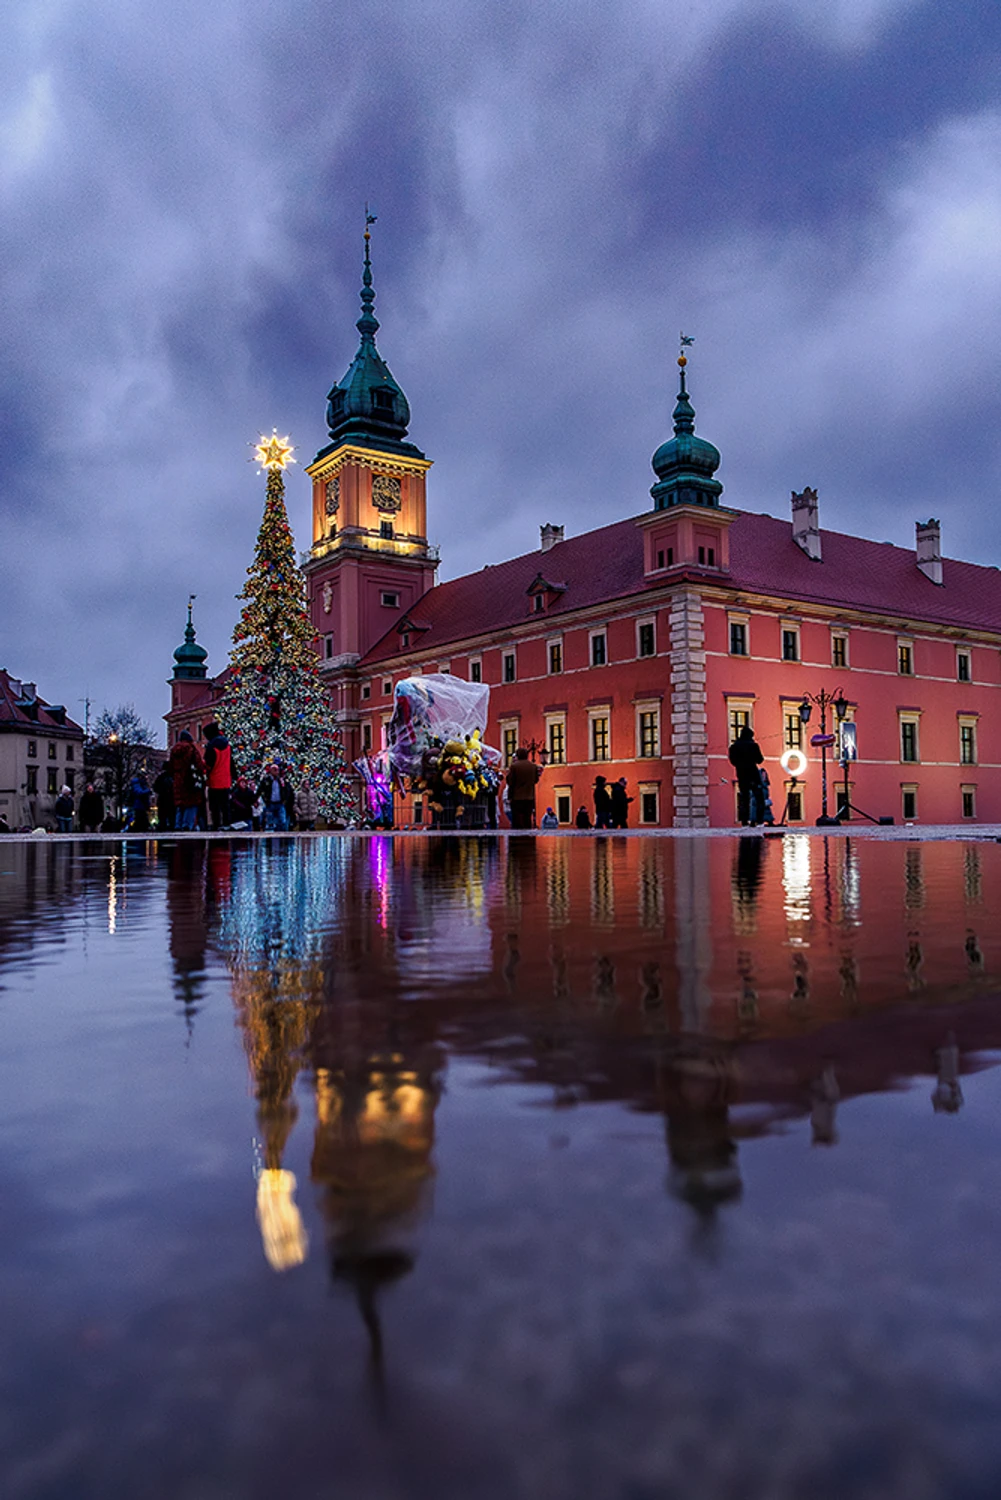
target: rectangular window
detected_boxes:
[783,711,803,749]
[637,621,655,658]
[782,628,799,662]
[898,642,913,675]
[549,641,563,674]
[729,621,748,656]
[902,786,917,821]
[639,784,660,825]
[556,791,572,825]
[380,591,400,608]
[469,657,482,683]
[547,717,566,765]
[413,798,424,824]
[380,521,394,539]
[382,679,392,695]
[786,786,804,823]
[362,723,372,752]
[590,714,610,762]
[65,744,74,761]
[832,633,848,668]
[502,726,518,764]
[900,719,919,763]
[962,786,976,819]
[728,704,753,744]
[959,720,977,765]
[361,683,371,699]
[439,663,451,675]
[325,636,333,658]
[48,742,57,759]
[590,632,607,666]
[638,709,659,759]
[26,766,37,794]
[533,594,544,613]
[27,740,37,759]
[503,652,516,683]
[697,545,716,566]
[957,651,971,683]
[47,768,58,794]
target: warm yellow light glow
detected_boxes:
[256,1168,308,1272]
[254,430,296,472]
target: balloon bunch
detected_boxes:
[411,729,501,811]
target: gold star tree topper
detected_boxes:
[253,430,296,471]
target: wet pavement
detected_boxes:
[3,833,1001,1499]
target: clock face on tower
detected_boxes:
[371,474,402,514]
[325,476,340,515]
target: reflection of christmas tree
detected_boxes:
[221,432,353,821]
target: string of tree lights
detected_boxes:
[221,432,354,822]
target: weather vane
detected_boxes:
[187,592,196,623]
[365,203,377,235]
[251,429,296,472]
[679,331,694,366]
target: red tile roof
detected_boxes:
[359,509,1001,666]
[0,669,84,733]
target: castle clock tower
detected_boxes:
[304,218,436,755]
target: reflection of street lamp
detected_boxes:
[797,689,848,826]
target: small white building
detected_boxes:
[0,670,85,830]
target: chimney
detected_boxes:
[916,519,943,585]
[791,487,822,561]
[540,523,564,552]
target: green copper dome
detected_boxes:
[650,362,722,510]
[173,601,208,680]
[320,221,425,461]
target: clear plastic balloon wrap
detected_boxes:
[386,673,500,782]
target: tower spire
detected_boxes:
[649,334,723,510]
[357,206,379,344]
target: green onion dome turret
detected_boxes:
[650,357,722,510]
[323,218,424,461]
[173,600,208,680]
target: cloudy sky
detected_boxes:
[3,0,1000,736]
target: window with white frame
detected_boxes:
[898,639,914,675]
[500,720,519,764]
[901,784,918,821]
[726,698,755,745]
[362,722,373,752]
[959,715,978,765]
[636,619,655,658]
[636,703,660,758]
[590,630,607,667]
[545,713,566,765]
[728,613,749,657]
[553,786,572,825]
[899,712,920,763]
[781,624,800,662]
[782,704,803,749]
[548,638,563,674]
[503,651,516,683]
[638,782,660,824]
[961,784,977,819]
[380,716,392,750]
[361,682,371,699]
[831,631,848,668]
[957,649,971,683]
[589,711,610,762]
[469,656,482,683]
[380,591,400,608]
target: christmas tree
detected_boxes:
[221,432,355,822]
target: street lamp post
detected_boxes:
[798,689,849,826]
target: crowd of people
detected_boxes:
[6,720,326,835]
[504,750,637,832]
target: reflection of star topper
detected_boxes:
[253,430,296,472]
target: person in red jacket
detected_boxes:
[168,731,207,831]
[203,721,235,830]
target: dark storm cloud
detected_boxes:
[2,0,1000,732]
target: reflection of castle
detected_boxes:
[161,836,1001,1278]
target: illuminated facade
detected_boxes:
[168,233,1001,826]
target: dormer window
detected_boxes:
[372,388,395,412]
[533,594,544,612]
[330,390,345,415]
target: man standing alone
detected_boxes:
[203,721,234,830]
[505,748,543,830]
[728,724,764,827]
